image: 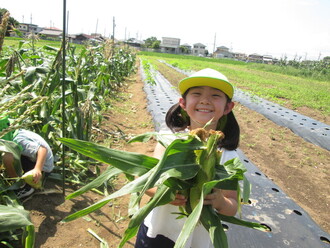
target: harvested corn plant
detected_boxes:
[59,129,268,248]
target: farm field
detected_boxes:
[1,35,329,247]
[18,59,330,247]
[139,52,330,123]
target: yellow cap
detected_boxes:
[178,68,233,99]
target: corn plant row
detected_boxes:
[0,29,136,246]
[1,38,135,154]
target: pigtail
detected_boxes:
[165,103,190,132]
[218,111,240,150]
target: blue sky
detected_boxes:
[2,0,330,60]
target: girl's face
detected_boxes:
[179,86,234,130]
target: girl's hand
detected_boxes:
[29,168,43,184]
[204,188,238,216]
[203,188,225,209]
[170,193,187,206]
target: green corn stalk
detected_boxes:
[188,128,224,211]
[59,130,269,248]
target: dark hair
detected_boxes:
[165,92,240,150]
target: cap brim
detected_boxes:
[179,76,234,99]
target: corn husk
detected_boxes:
[21,171,43,189]
[188,128,224,210]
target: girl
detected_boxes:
[135,68,240,248]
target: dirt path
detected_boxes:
[23,64,329,247]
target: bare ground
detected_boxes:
[21,64,329,247]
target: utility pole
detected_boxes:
[112,16,116,43]
[61,0,67,196]
[66,11,69,36]
[95,18,98,36]
[213,33,216,55]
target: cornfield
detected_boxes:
[0,11,136,247]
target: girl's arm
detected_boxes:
[30,146,47,183]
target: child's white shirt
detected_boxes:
[14,129,54,173]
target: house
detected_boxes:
[180,43,192,54]
[232,52,247,61]
[90,33,107,42]
[247,53,263,63]
[262,55,273,64]
[213,46,233,58]
[125,38,144,48]
[70,33,93,44]
[11,23,42,37]
[160,37,180,54]
[192,43,207,56]
[38,27,62,40]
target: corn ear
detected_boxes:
[21,171,43,189]
[188,129,224,210]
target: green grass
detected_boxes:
[3,37,84,51]
[4,37,62,47]
[139,52,330,116]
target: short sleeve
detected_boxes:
[14,135,40,160]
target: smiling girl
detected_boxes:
[135,68,241,248]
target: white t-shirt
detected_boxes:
[14,129,54,173]
[144,147,239,248]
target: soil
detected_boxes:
[21,64,329,248]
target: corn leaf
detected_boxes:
[214,158,245,190]
[62,150,200,223]
[0,139,23,176]
[200,206,227,248]
[174,178,225,248]
[0,205,33,232]
[242,175,251,204]
[59,138,158,176]
[119,184,175,248]
[174,190,205,248]
[127,132,156,143]
[65,166,122,200]
[128,192,140,217]
[134,137,202,206]
[217,214,269,232]
[174,159,248,248]
[129,131,187,148]
[22,225,35,248]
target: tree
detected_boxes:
[143,36,161,49]
[180,45,189,54]
[323,56,330,62]
[0,8,19,36]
